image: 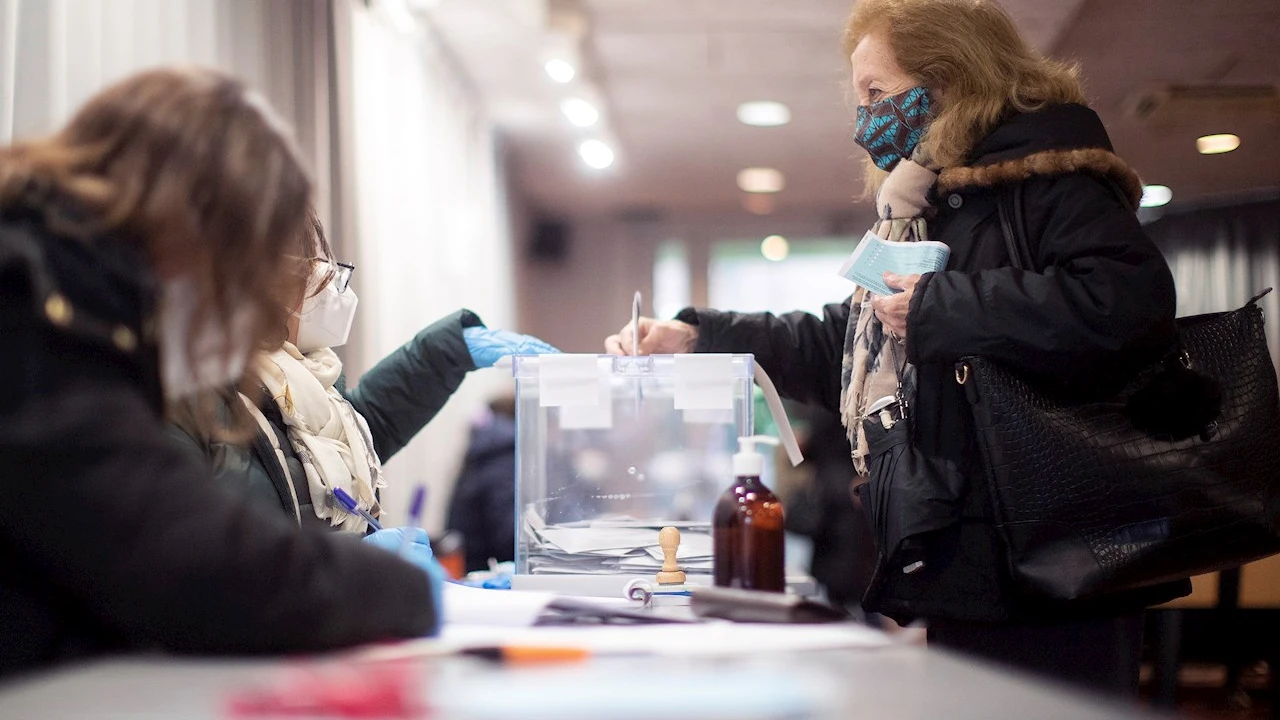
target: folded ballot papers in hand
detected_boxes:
[837,230,950,296]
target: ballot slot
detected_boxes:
[510,354,754,590]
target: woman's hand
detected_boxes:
[463,326,559,368]
[604,317,698,355]
[870,272,922,340]
[362,527,447,606]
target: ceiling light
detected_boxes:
[1140,184,1173,208]
[578,140,615,170]
[737,101,791,128]
[560,98,600,128]
[1196,133,1240,154]
[761,235,789,262]
[545,59,576,84]
[737,167,785,193]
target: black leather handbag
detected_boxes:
[956,185,1280,601]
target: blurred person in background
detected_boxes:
[446,392,518,573]
[771,404,877,616]
[606,0,1181,695]
[0,68,449,676]
[168,212,555,533]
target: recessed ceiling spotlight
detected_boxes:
[737,101,791,128]
[578,139,615,170]
[1140,184,1173,208]
[1196,133,1240,155]
[560,98,600,128]
[737,167,785,193]
[545,59,576,84]
[761,235,790,261]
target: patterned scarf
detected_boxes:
[839,156,941,473]
[251,343,386,532]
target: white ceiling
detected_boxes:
[428,0,1280,219]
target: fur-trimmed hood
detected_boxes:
[935,104,1143,208]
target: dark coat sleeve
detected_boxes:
[908,174,1177,383]
[676,299,855,413]
[0,353,437,655]
[343,309,483,462]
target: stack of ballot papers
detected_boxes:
[523,509,714,575]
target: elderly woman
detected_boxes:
[607,0,1182,695]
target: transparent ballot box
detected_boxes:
[509,354,754,595]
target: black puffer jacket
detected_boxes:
[678,104,1190,624]
[0,202,436,676]
[167,311,481,529]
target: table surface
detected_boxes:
[0,641,1166,719]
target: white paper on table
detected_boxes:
[441,621,891,656]
[443,583,557,627]
[673,354,736,411]
[539,355,606,408]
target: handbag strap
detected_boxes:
[996,177,1136,273]
[996,184,1033,271]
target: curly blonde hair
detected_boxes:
[843,0,1087,194]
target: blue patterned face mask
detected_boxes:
[853,87,932,171]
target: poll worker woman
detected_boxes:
[0,68,443,676]
[168,212,555,533]
[606,0,1184,695]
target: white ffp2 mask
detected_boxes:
[158,276,252,400]
[294,264,358,353]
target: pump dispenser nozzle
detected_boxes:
[734,435,780,477]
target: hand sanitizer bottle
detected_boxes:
[713,435,785,592]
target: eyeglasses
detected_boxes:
[331,262,355,294]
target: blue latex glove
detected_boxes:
[463,326,559,368]
[362,527,445,628]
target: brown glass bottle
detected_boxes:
[712,474,786,592]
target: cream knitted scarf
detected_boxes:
[247,343,385,532]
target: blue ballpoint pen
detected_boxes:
[400,485,427,557]
[331,487,383,531]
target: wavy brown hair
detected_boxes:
[0,67,312,433]
[842,0,1087,194]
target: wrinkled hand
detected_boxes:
[463,326,559,368]
[363,527,446,623]
[870,272,922,340]
[604,317,698,355]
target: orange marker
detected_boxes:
[460,645,591,664]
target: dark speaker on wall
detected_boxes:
[529,219,570,263]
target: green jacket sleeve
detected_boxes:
[164,399,293,515]
[344,309,483,462]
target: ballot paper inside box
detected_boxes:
[510,354,754,584]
